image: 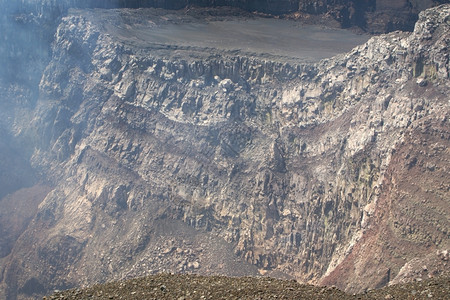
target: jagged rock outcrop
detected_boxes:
[0,2,449,300]
[0,1,443,127]
[320,5,450,291]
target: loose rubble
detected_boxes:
[47,273,450,300]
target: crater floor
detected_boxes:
[79,7,370,62]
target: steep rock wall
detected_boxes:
[321,6,450,292]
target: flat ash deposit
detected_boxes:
[80,7,370,62]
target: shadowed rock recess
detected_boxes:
[0,1,449,300]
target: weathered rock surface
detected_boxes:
[0,2,449,300]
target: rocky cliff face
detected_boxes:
[0,2,449,300]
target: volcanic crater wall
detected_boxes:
[0,3,449,300]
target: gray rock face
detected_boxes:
[0,3,449,300]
